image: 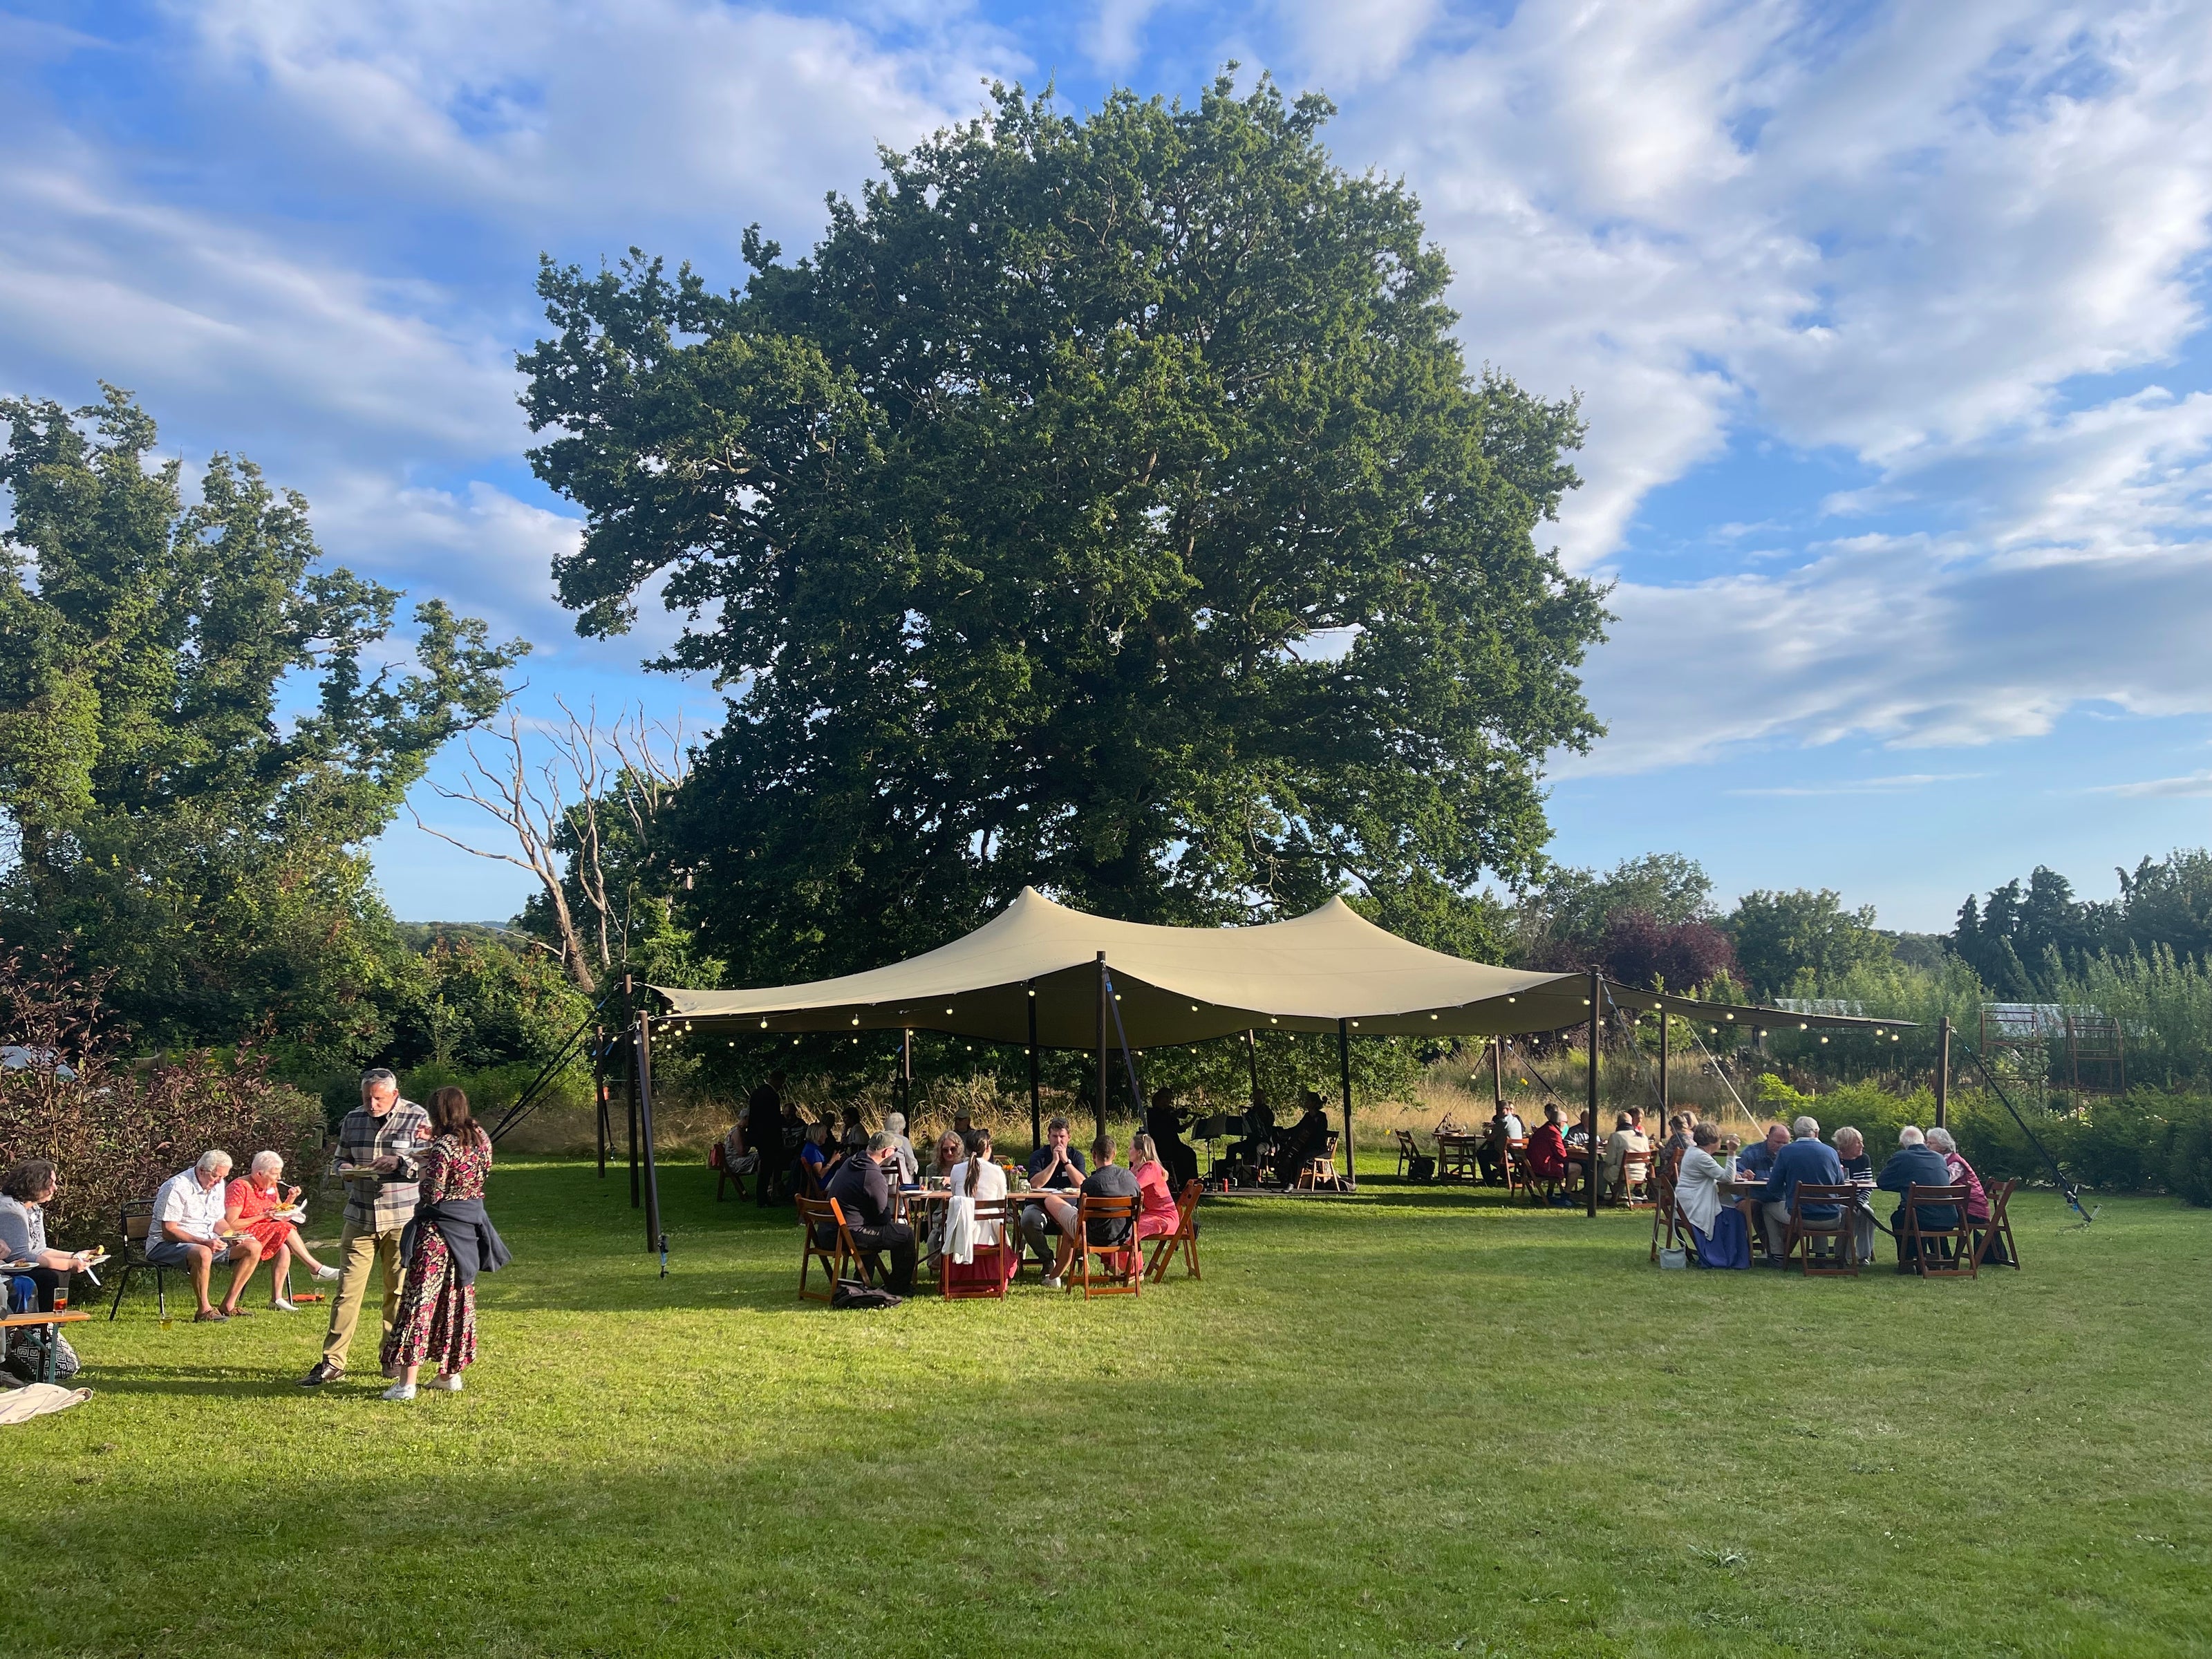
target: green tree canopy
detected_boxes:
[0,386,525,1060]
[1725,888,1888,999]
[520,74,1607,983]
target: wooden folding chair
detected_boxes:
[1145,1180,1203,1283]
[1394,1129,1420,1177]
[1900,1183,1976,1279]
[1975,1179,2020,1269]
[709,1141,749,1202]
[1296,1132,1346,1192]
[1067,1194,1142,1298]
[1609,1152,1652,1208]
[941,1199,1018,1301]
[796,1197,876,1302]
[1782,1184,1859,1276]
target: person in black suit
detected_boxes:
[822,1132,916,1293]
[1145,1089,1199,1192]
[1273,1091,1333,1186]
[1228,1095,1276,1184]
[748,1072,787,1207]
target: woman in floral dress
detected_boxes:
[381,1087,493,1400]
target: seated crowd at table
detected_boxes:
[1671,1113,2005,1271]
[792,1112,1184,1293]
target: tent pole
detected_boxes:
[1492,1037,1504,1112]
[635,1013,664,1255]
[624,975,639,1208]
[1936,1016,1951,1129]
[1027,988,1042,1151]
[1095,951,1109,1141]
[1658,1006,1671,1123]
[593,1024,608,1179]
[1586,969,1600,1218]
[901,1027,912,1118]
[1338,1018,1355,1192]
[1245,1027,1260,1102]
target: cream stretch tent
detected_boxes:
[617,888,1908,1241]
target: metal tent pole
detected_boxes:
[624,975,639,1209]
[593,1025,609,1179]
[1492,1037,1504,1112]
[1027,988,1042,1150]
[1936,1016,1951,1128]
[1658,1007,1671,1123]
[1337,1018,1356,1192]
[1095,951,1109,1141]
[1245,1027,1260,1100]
[635,1013,664,1257]
[901,1027,912,1117]
[1586,968,1600,1218]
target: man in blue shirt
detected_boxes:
[1877,1126,1958,1272]
[1735,1123,1789,1181]
[1758,1116,1845,1264]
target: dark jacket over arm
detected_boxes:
[400,1197,512,1287]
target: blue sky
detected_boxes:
[5,0,2211,932]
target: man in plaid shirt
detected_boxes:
[300,1069,428,1387]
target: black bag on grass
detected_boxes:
[1408,1154,1436,1182]
[830,1280,902,1310]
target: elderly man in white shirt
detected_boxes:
[147,1150,263,1322]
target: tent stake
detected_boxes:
[1095,951,1108,1141]
[1586,968,1600,1218]
[636,1012,664,1256]
[1338,1018,1356,1192]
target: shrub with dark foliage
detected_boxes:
[0,953,324,1247]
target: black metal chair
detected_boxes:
[108,1199,171,1320]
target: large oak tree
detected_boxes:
[522,75,1608,982]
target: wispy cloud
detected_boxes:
[2087,771,2212,799]
[1728,772,1987,798]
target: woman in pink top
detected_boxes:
[1128,1134,1182,1242]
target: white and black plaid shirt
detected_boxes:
[334,1099,429,1233]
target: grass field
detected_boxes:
[6,1154,2210,1658]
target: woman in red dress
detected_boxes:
[381,1087,495,1401]
[1128,1134,1183,1244]
[223,1152,339,1311]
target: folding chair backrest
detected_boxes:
[1074,1194,1142,1297]
[1903,1183,1976,1279]
[794,1196,845,1302]
[120,1200,153,1256]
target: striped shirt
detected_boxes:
[335,1099,429,1232]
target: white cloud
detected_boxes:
[1729,773,1987,797]
[2088,771,2212,799]
[1311,0,2212,767]
[176,0,1021,250]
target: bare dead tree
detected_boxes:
[409,698,692,995]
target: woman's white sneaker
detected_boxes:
[312,1264,340,1282]
[427,1372,464,1392]
[381,1382,417,1402]
[270,1297,300,1312]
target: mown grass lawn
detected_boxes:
[6,1154,2209,1658]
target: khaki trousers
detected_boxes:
[321,1221,405,1369]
